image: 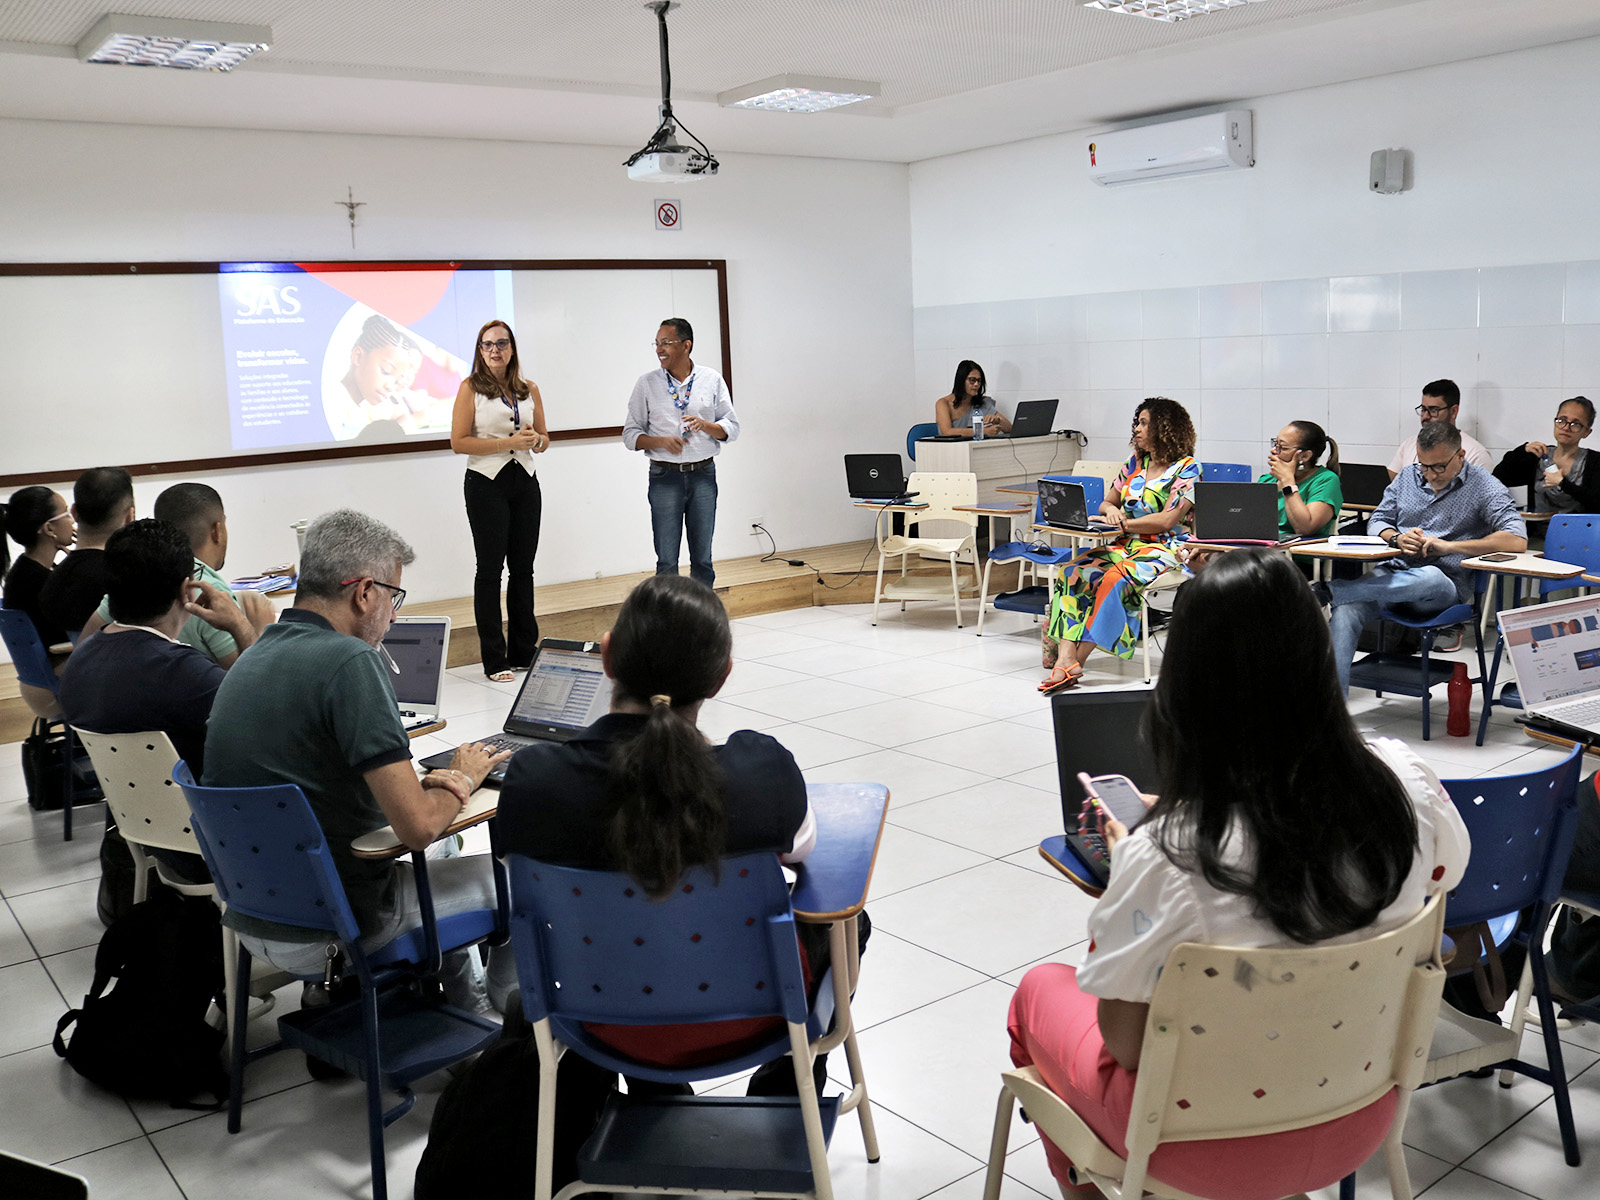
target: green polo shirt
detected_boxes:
[1256,466,1344,540]
[96,558,241,663]
[203,608,412,942]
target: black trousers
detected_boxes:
[463,463,541,675]
[1551,772,1600,996]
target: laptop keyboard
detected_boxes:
[1542,696,1600,728]
[477,734,533,755]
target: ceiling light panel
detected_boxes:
[1083,0,1271,22]
[719,74,881,113]
[76,14,272,71]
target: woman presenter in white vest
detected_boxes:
[450,320,549,683]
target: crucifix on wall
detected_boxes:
[336,186,366,247]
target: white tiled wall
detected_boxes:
[914,261,1600,476]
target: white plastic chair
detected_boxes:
[982,894,1448,1200]
[1071,460,1125,488]
[71,728,287,1054]
[871,471,979,627]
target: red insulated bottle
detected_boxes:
[1446,662,1471,737]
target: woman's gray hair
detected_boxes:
[298,509,415,599]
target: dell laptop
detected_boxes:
[1499,595,1600,739]
[844,453,913,502]
[1191,481,1283,544]
[419,638,612,783]
[1038,478,1114,532]
[382,615,451,733]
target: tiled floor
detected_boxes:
[1,600,1596,1198]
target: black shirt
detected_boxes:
[3,555,67,648]
[37,548,108,637]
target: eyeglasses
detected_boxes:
[1268,438,1303,454]
[339,577,407,612]
[1555,416,1591,431]
[1415,403,1452,417]
[1414,452,1462,477]
[41,512,73,530]
[479,338,511,351]
[653,339,683,349]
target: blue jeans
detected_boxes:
[1327,565,1462,694]
[648,460,718,587]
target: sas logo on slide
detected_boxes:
[233,283,303,317]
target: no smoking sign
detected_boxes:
[654,199,682,231]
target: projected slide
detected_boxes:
[219,263,512,450]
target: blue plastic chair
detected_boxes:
[906,422,940,462]
[175,764,501,1200]
[1537,514,1600,598]
[0,606,95,840]
[1198,461,1251,481]
[976,481,1081,636]
[1347,572,1489,740]
[506,850,876,1200]
[1424,747,1585,1168]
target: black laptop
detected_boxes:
[1191,481,1282,544]
[418,638,611,784]
[1339,463,1389,507]
[1038,478,1114,532]
[997,398,1059,439]
[844,453,912,501]
[1051,688,1158,880]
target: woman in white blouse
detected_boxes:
[1009,548,1470,1198]
[451,320,549,682]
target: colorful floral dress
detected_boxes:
[1046,454,1200,659]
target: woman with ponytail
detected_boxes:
[3,486,76,654]
[497,573,830,1070]
[1260,419,1343,539]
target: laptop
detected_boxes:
[1499,595,1600,739]
[418,638,612,783]
[1191,481,1283,544]
[381,615,451,733]
[844,453,914,502]
[1038,478,1115,532]
[1050,688,1158,882]
[996,398,1059,439]
[1340,463,1390,507]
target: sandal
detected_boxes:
[487,669,516,683]
[1038,662,1083,695]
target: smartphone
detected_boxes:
[1077,771,1147,827]
[1479,552,1518,563]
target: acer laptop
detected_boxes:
[1499,595,1600,739]
[1191,481,1283,544]
[844,453,913,502]
[419,638,611,783]
[381,615,451,733]
[1038,478,1114,532]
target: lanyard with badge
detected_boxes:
[666,369,696,433]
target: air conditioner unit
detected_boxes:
[1086,110,1253,186]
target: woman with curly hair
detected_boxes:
[1040,397,1199,692]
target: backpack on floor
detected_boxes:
[52,890,227,1108]
[20,719,103,811]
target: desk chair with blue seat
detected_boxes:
[506,850,878,1200]
[906,421,940,462]
[976,476,1098,637]
[1424,746,1585,1168]
[1198,460,1251,481]
[0,607,98,840]
[1347,572,1490,740]
[175,764,502,1200]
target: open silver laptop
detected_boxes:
[382,615,451,732]
[1499,595,1600,735]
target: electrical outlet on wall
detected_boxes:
[749,518,765,536]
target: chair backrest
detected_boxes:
[905,471,978,527]
[1199,460,1251,481]
[1072,460,1123,487]
[1124,894,1447,1167]
[1439,745,1584,925]
[505,851,809,1029]
[72,729,194,856]
[0,607,59,693]
[1040,473,1107,512]
[174,761,360,942]
[906,422,940,461]
[1540,515,1600,576]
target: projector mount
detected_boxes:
[624,1,718,178]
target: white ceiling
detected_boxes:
[2,0,1598,162]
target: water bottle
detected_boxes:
[972,409,985,441]
[1446,662,1472,737]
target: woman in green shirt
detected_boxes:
[1261,420,1343,540]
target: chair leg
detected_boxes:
[61,727,76,842]
[361,983,390,1200]
[950,554,964,629]
[1380,1089,1416,1200]
[978,555,993,637]
[227,940,253,1134]
[1497,953,1535,1089]
[981,1084,1017,1200]
[221,927,239,1061]
[533,1022,562,1200]
[1418,631,1432,741]
[871,552,886,626]
[128,842,150,906]
[789,1023,835,1200]
[1528,942,1582,1166]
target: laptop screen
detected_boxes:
[381,617,449,710]
[508,642,612,733]
[1050,687,1158,830]
[1500,594,1600,707]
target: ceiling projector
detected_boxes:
[626,145,718,181]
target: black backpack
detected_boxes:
[53,890,228,1108]
[21,719,102,811]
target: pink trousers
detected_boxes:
[1007,963,1397,1200]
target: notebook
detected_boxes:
[1499,595,1600,738]
[381,615,450,732]
[1038,478,1114,532]
[418,638,611,783]
[1190,481,1283,544]
[844,453,912,501]
[1339,463,1390,507]
[1050,687,1158,883]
